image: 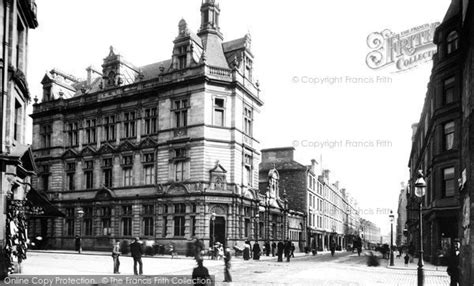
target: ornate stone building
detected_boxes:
[0,0,38,275]
[30,0,268,251]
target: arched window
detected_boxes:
[447,31,459,55]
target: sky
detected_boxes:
[26,0,451,234]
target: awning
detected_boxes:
[26,188,65,217]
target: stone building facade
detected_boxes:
[407,0,463,265]
[0,0,38,275]
[395,183,408,247]
[30,0,266,251]
[259,147,361,252]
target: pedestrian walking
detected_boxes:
[112,240,121,274]
[330,239,336,257]
[192,258,212,286]
[271,241,276,257]
[404,254,409,266]
[290,242,295,258]
[284,240,291,262]
[447,241,460,286]
[243,243,250,261]
[252,241,261,260]
[223,248,232,282]
[277,241,284,262]
[130,237,143,275]
[75,235,82,254]
[265,241,271,256]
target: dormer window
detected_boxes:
[177,46,187,69]
[446,31,459,55]
[107,71,116,86]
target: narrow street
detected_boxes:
[16,251,450,286]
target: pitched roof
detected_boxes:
[139,59,172,81]
[443,0,461,22]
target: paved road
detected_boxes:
[16,251,449,286]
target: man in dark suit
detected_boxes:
[130,237,143,275]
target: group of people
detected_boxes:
[242,240,295,262]
[111,237,144,275]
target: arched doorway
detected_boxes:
[210,217,226,247]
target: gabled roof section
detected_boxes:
[210,161,227,173]
[98,142,116,155]
[139,137,158,149]
[62,148,79,159]
[139,59,172,81]
[80,145,97,157]
[443,0,461,22]
[116,140,136,153]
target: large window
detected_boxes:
[122,155,133,186]
[41,165,50,191]
[99,207,112,236]
[143,153,155,185]
[144,108,158,135]
[103,158,113,188]
[67,122,79,146]
[40,125,52,148]
[84,160,94,189]
[177,46,187,69]
[66,162,75,191]
[447,31,459,55]
[83,207,93,236]
[143,205,154,237]
[173,217,185,236]
[173,99,189,128]
[84,119,96,145]
[123,111,136,138]
[443,77,455,105]
[244,154,252,187]
[213,98,225,127]
[443,167,455,197]
[244,107,253,136]
[172,148,188,182]
[121,205,132,236]
[103,115,116,142]
[65,208,75,236]
[444,121,455,151]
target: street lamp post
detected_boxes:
[414,170,426,286]
[389,210,395,266]
[77,208,84,254]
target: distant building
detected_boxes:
[30,0,267,252]
[259,147,360,251]
[360,218,381,248]
[0,0,38,276]
[396,183,408,247]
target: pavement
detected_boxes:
[386,252,448,272]
[11,250,450,286]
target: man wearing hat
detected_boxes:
[130,237,143,275]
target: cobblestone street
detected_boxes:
[16,251,450,286]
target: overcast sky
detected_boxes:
[26,0,451,234]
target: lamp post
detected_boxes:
[389,210,395,266]
[414,170,426,286]
[77,208,84,254]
